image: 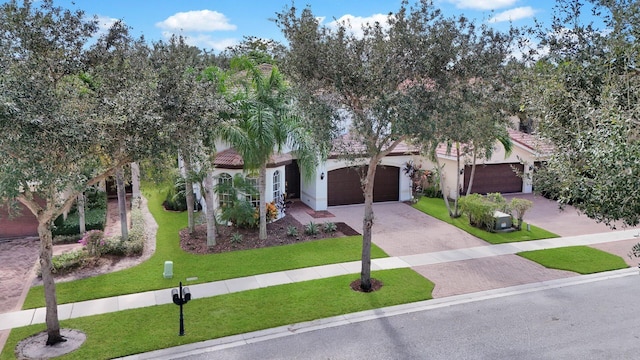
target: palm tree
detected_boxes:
[220,57,318,240]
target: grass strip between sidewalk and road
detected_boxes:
[412,197,559,244]
[22,187,389,309]
[517,246,629,274]
[2,268,434,360]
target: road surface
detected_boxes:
[175,273,640,359]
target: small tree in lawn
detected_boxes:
[510,198,533,230]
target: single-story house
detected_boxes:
[203,128,552,215]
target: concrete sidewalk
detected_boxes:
[2,228,639,332]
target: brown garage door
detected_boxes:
[463,163,523,195]
[0,203,38,239]
[328,166,399,206]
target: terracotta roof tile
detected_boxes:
[214,148,293,169]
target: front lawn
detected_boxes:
[23,187,388,309]
[517,246,629,274]
[412,197,559,244]
[4,268,433,360]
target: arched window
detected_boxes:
[273,170,282,203]
[217,173,233,208]
[245,176,259,208]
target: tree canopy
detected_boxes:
[524,0,640,227]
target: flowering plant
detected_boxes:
[79,229,105,256]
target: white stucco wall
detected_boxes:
[301,155,417,211]
[433,141,544,199]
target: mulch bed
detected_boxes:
[180,214,360,254]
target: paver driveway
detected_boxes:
[289,196,635,298]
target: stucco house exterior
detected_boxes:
[201,128,552,217]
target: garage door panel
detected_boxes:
[464,164,523,195]
[328,166,399,206]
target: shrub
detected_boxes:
[219,199,258,228]
[53,208,106,236]
[323,222,337,233]
[286,226,298,237]
[231,233,243,244]
[304,221,319,236]
[163,176,188,211]
[254,201,279,223]
[102,207,146,256]
[85,188,107,210]
[459,194,498,232]
[422,186,442,198]
[53,233,83,245]
[40,250,87,276]
[79,230,106,257]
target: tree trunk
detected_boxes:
[182,154,195,234]
[204,172,216,247]
[130,162,141,205]
[466,150,477,196]
[360,158,378,292]
[434,148,453,216]
[77,193,86,234]
[37,220,65,345]
[259,164,267,240]
[452,143,461,217]
[116,167,128,241]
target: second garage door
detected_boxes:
[463,163,524,195]
[328,166,400,206]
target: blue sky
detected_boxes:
[46,0,563,52]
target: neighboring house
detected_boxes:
[192,128,552,217]
[426,128,553,200]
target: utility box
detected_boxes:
[493,211,512,231]
[163,261,173,279]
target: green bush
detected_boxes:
[286,226,298,237]
[85,188,108,210]
[103,207,146,256]
[459,194,499,232]
[53,208,106,236]
[323,222,337,233]
[422,186,442,198]
[231,233,243,244]
[52,233,83,245]
[162,177,188,211]
[305,221,319,236]
[41,250,88,276]
[219,199,258,229]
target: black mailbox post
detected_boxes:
[171,282,191,336]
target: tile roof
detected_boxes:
[329,133,420,158]
[434,129,554,158]
[214,148,293,169]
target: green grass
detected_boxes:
[2,268,433,360]
[412,197,559,244]
[517,246,629,274]
[23,187,388,309]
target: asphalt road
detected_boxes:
[175,274,640,360]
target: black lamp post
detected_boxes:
[171,282,191,336]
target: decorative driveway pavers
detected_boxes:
[327,202,488,257]
[0,237,39,313]
[412,254,577,298]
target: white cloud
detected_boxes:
[95,15,119,34]
[155,10,236,32]
[326,14,393,39]
[488,7,537,23]
[161,32,237,52]
[445,0,517,10]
